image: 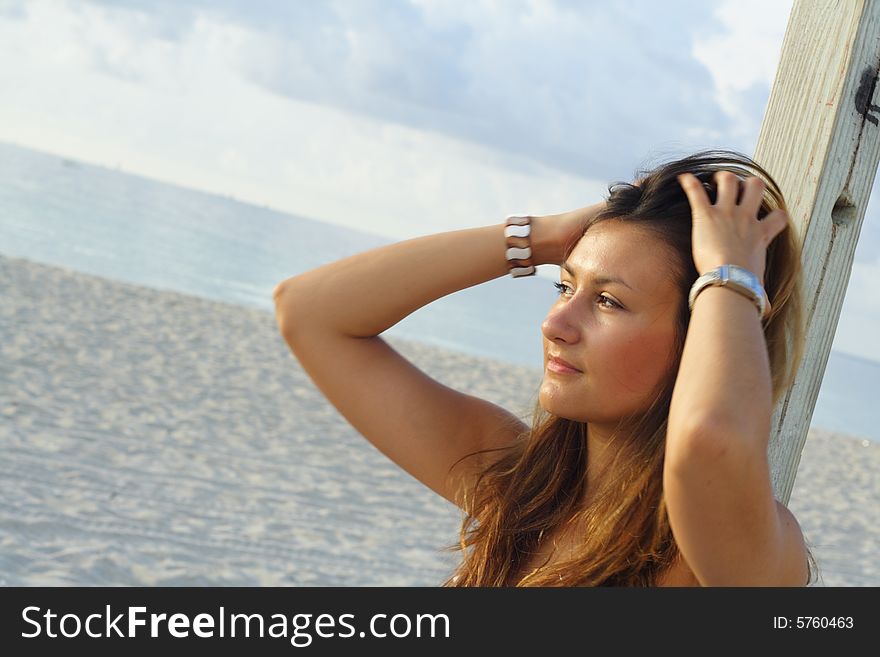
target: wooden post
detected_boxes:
[754,0,880,503]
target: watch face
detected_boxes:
[690,265,766,318]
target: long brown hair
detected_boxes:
[440,148,818,586]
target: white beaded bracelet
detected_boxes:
[504,215,536,278]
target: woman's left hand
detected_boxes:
[676,171,790,284]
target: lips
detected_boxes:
[548,355,582,372]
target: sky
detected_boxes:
[0,0,878,363]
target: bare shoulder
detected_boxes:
[774,499,811,586]
[662,501,810,587]
[656,555,701,587]
[775,498,798,522]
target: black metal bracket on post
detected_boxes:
[854,65,880,125]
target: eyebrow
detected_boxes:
[561,261,634,291]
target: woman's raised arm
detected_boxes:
[273,216,563,340]
[664,171,809,586]
[272,207,598,509]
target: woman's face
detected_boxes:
[539,221,683,424]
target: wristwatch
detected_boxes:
[688,264,768,319]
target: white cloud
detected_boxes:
[0,0,605,246]
[691,0,794,142]
[2,0,879,360]
[66,0,736,181]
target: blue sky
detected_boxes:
[1,0,878,363]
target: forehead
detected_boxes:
[566,221,679,292]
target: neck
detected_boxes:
[580,421,627,507]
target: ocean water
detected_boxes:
[2,140,878,443]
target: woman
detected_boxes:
[273,148,818,587]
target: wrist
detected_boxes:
[697,257,764,284]
[527,214,565,265]
[689,264,770,320]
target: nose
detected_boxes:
[541,299,581,344]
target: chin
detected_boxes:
[538,388,588,423]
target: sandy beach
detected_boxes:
[1,253,877,586]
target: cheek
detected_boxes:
[605,329,675,393]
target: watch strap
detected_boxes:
[688,264,768,319]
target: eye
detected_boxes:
[553,282,622,310]
[597,294,622,310]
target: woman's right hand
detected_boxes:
[540,200,607,263]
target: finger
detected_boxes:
[739,176,766,217]
[762,209,790,244]
[714,171,740,207]
[763,296,773,321]
[676,173,711,214]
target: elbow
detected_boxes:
[666,411,770,473]
[272,280,287,302]
[666,412,751,470]
[272,278,302,342]
[666,412,729,469]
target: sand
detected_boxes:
[1,253,877,586]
